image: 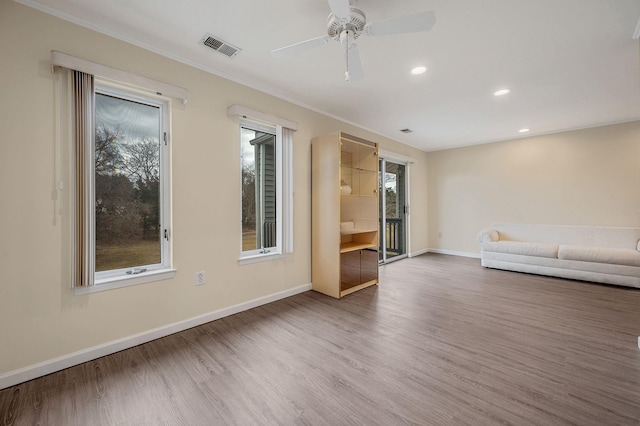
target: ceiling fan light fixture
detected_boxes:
[411,66,427,75]
[493,88,511,96]
[327,7,366,38]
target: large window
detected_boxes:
[241,123,281,255]
[71,75,173,291]
[238,118,294,262]
[93,85,170,280]
[51,52,185,291]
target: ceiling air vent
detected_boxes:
[201,34,241,58]
[400,128,413,133]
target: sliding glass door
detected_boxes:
[379,158,407,263]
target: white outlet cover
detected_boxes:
[195,271,206,286]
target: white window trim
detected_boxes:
[51,50,189,105]
[379,150,413,259]
[227,104,297,130]
[239,120,283,260]
[90,81,174,287]
[379,149,417,164]
[229,105,295,264]
[75,269,177,295]
[238,253,286,266]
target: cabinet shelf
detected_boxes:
[340,241,378,253]
[340,228,377,236]
[340,166,377,197]
[341,193,377,198]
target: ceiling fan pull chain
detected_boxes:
[345,30,350,81]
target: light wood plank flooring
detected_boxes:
[2,254,640,425]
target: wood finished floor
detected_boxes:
[2,253,640,425]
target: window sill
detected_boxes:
[238,252,285,266]
[75,268,177,295]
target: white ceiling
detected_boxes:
[19,0,640,151]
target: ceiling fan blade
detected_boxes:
[271,35,331,58]
[365,11,436,36]
[345,42,364,82]
[327,0,350,19]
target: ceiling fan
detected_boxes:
[271,0,436,82]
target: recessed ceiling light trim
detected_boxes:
[411,66,427,75]
[494,88,510,96]
[519,128,530,133]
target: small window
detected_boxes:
[92,85,171,282]
[240,123,281,256]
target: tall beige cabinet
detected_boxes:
[311,132,379,298]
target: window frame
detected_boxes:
[239,119,285,263]
[77,81,175,293]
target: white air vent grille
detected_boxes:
[201,34,241,58]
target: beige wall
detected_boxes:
[427,121,640,254]
[0,1,428,376]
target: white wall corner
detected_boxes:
[408,248,429,257]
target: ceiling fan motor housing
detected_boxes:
[327,7,366,39]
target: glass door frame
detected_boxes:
[379,157,409,264]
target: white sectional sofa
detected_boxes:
[477,223,640,288]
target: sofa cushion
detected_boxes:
[482,241,558,258]
[477,229,499,243]
[558,245,640,267]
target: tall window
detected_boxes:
[93,85,169,279]
[72,77,172,289]
[241,124,281,255]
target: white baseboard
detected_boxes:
[0,283,312,390]
[419,248,481,259]
[408,248,429,257]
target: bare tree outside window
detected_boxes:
[94,93,161,271]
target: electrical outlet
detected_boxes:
[195,271,206,286]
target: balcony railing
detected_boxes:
[382,217,404,257]
[263,221,276,248]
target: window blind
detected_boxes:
[72,70,95,288]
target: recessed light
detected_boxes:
[519,128,530,133]
[411,66,427,75]
[494,89,510,96]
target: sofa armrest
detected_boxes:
[477,229,500,243]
